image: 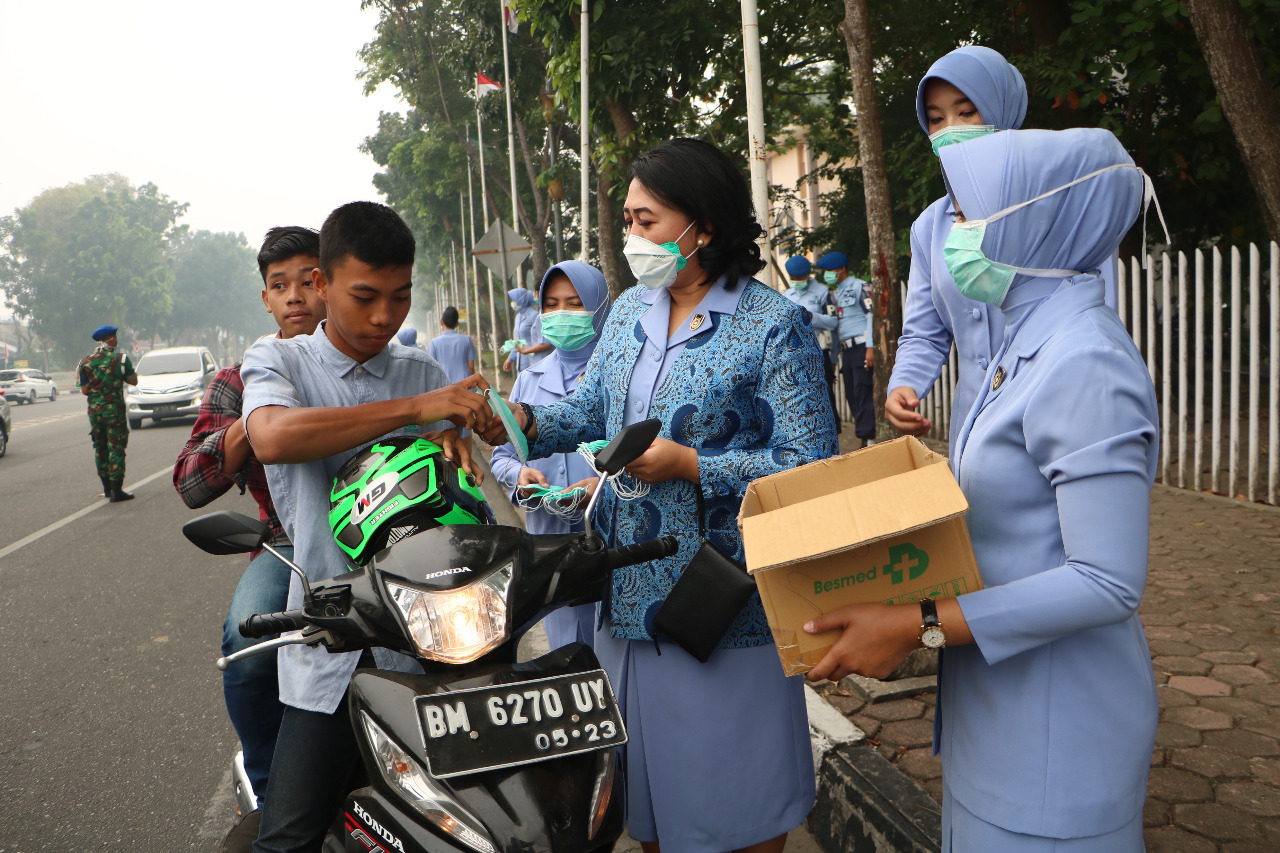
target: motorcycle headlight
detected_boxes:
[359,712,497,853]
[384,563,512,664]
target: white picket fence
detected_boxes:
[900,242,1280,506]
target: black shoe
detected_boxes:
[217,809,262,853]
[99,476,111,498]
[109,480,135,502]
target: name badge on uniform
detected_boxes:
[689,314,705,332]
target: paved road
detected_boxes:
[0,396,250,850]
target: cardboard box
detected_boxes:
[739,436,983,676]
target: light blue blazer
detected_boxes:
[528,278,838,647]
[942,278,1159,838]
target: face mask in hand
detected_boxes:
[540,309,597,351]
[623,220,699,290]
[929,124,996,157]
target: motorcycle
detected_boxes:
[183,419,675,853]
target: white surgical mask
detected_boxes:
[623,220,698,290]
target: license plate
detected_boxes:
[417,669,626,778]
[154,404,177,413]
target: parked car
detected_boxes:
[0,389,10,457]
[125,346,218,429]
[0,369,58,404]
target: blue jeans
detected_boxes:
[222,545,293,805]
[252,699,364,853]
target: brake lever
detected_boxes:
[215,627,336,672]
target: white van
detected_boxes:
[126,346,218,429]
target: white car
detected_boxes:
[125,346,218,429]
[0,369,58,404]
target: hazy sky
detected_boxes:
[0,0,403,248]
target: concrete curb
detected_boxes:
[804,681,942,853]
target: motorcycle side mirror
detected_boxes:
[183,511,270,555]
[593,419,662,475]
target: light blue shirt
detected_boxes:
[832,275,871,343]
[241,326,450,714]
[623,278,745,427]
[513,307,545,371]
[783,278,837,344]
[427,328,477,384]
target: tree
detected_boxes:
[1185,0,1280,244]
[0,175,185,368]
[838,0,901,440]
[168,230,273,362]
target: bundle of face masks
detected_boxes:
[501,339,528,355]
[515,484,590,521]
[576,440,649,501]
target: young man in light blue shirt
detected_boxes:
[819,251,875,445]
[241,201,504,853]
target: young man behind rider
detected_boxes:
[172,226,325,850]
[241,201,504,853]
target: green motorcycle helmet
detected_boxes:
[329,436,493,566]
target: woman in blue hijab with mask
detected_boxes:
[491,261,611,648]
[503,287,551,373]
[805,128,1161,851]
[887,46,1119,446]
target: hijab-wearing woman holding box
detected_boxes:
[805,127,1161,852]
[504,137,838,853]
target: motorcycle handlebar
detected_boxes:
[240,610,307,639]
[604,536,680,571]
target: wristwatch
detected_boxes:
[919,599,946,649]
[517,401,536,437]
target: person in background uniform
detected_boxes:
[78,325,138,501]
[427,307,480,454]
[491,261,609,649]
[819,252,876,446]
[172,225,324,851]
[394,326,421,350]
[805,128,1159,852]
[887,46,1119,445]
[502,288,551,373]
[498,138,837,853]
[783,254,841,433]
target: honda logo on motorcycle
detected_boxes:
[350,802,407,853]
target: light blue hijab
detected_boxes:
[916,46,1028,134]
[937,128,1143,304]
[508,287,538,315]
[536,260,611,383]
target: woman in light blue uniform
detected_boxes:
[491,261,610,649]
[504,288,548,372]
[806,127,1160,851]
[887,46,1118,444]
[507,138,837,853]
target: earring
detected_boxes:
[697,238,704,246]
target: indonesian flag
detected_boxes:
[476,73,502,98]
[503,0,519,33]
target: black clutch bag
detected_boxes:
[652,493,757,663]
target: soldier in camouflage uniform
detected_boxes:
[78,325,138,502]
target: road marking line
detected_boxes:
[12,412,83,431]
[0,465,171,562]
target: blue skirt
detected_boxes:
[593,625,815,853]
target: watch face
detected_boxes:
[921,626,947,649]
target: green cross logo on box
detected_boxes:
[813,542,929,595]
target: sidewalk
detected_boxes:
[806,431,1280,852]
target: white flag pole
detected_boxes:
[740,0,774,289]
[465,140,483,368]
[579,0,590,261]
[477,104,503,394]
[500,0,522,290]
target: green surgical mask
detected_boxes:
[929,125,996,157]
[540,309,597,351]
[822,270,840,287]
[942,164,1149,305]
